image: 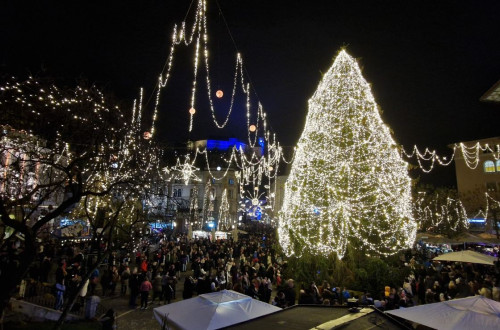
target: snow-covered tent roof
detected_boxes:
[153,290,281,330]
[433,250,496,265]
[386,296,500,330]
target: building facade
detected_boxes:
[453,137,500,207]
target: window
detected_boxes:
[486,182,497,192]
[484,161,495,173]
[228,178,234,185]
[228,189,233,199]
[173,188,182,197]
[496,160,500,172]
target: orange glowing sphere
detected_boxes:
[189,107,196,115]
[249,124,257,132]
[216,90,223,98]
[143,131,152,140]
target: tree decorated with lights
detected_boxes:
[202,178,213,229]
[278,50,416,259]
[0,76,159,320]
[218,188,230,231]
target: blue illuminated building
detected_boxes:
[206,138,247,152]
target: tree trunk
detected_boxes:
[54,251,110,330]
[0,231,37,322]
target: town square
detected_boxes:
[1,1,500,329]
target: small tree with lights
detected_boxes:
[218,188,230,231]
[413,185,469,238]
[278,50,417,259]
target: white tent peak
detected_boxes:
[387,296,500,330]
[433,250,496,265]
[444,296,500,316]
[199,289,251,304]
[153,289,281,330]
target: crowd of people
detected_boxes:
[16,226,294,312]
[373,243,500,311]
[6,226,500,324]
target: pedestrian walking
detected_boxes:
[140,277,152,309]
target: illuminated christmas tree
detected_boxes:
[278,50,416,258]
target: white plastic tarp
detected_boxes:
[386,296,500,330]
[153,290,281,330]
[433,250,496,265]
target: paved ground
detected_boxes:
[102,274,187,330]
[102,271,278,330]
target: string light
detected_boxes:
[278,50,417,259]
[402,142,500,173]
[149,0,272,146]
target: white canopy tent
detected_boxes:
[433,250,497,265]
[386,296,500,330]
[153,290,281,330]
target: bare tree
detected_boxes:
[0,77,159,321]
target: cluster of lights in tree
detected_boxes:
[278,50,417,259]
[201,178,214,229]
[189,186,200,228]
[413,191,469,232]
[218,188,232,230]
[484,192,500,222]
[0,77,123,139]
[0,77,160,229]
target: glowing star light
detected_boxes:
[172,155,201,185]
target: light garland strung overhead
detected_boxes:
[402,143,500,173]
[139,0,292,210]
[148,0,270,144]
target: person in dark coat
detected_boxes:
[183,276,196,299]
[284,279,296,307]
[128,269,139,308]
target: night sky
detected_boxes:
[1,0,500,186]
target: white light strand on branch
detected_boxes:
[413,192,469,232]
